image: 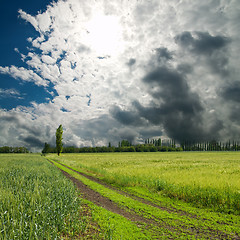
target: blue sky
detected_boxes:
[0,0,240,151]
[0,0,55,110]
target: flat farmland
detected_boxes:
[47,152,240,239]
[1,152,240,239]
[0,154,93,239]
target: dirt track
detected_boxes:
[60,169,149,224]
[53,161,239,240]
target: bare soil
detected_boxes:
[60,169,148,223]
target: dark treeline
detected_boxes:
[42,138,240,154]
[0,146,29,153]
[181,140,240,151]
[42,139,182,154]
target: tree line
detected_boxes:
[181,140,240,151]
[42,139,182,154]
[41,124,240,155]
[0,146,29,153]
[42,138,240,154]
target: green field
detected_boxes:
[0,154,87,239]
[48,152,240,214]
[1,152,240,239]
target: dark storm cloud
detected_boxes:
[175,31,230,55]
[127,58,136,67]
[138,66,208,142]
[220,82,240,122]
[155,47,173,62]
[221,82,240,103]
[72,114,141,146]
[19,135,44,148]
[0,112,51,151]
[0,113,42,137]
[175,31,231,76]
[229,106,240,122]
[110,105,145,126]
[177,64,193,75]
[112,65,210,142]
[112,47,224,142]
[111,127,137,144]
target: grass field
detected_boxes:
[47,151,240,239]
[0,154,86,239]
[1,152,240,239]
[48,152,240,214]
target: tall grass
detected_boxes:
[154,179,240,214]
[48,152,240,214]
[0,154,83,239]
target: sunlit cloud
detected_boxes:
[1,0,240,151]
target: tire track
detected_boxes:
[54,160,188,215]
[50,159,239,240]
[60,169,153,224]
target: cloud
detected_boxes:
[112,42,229,142]
[175,31,231,76]
[1,0,240,151]
[19,135,44,148]
[18,9,40,32]
[110,105,146,126]
[155,48,173,62]
[0,88,23,99]
[175,31,230,55]
[127,58,136,67]
[113,63,209,142]
[221,83,240,103]
[220,82,240,122]
[0,66,48,86]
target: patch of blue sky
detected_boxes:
[0,0,56,110]
[0,0,52,66]
[0,74,57,110]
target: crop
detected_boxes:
[49,158,240,239]
[0,154,83,239]
[48,152,240,214]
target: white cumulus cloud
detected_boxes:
[0,0,240,151]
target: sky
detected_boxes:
[0,0,240,152]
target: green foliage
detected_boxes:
[41,142,50,154]
[0,146,29,153]
[56,125,63,156]
[120,139,131,147]
[181,139,240,151]
[0,154,83,239]
[84,200,151,240]
[58,144,182,153]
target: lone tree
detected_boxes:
[56,125,63,156]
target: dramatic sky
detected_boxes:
[1,0,240,151]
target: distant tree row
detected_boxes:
[181,140,240,151]
[0,146,29,153]
[42,138,240,155]
[42,139,182,154]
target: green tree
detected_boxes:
[120,139,130,147]
[56,125,63,156]
[42,142,50,154]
